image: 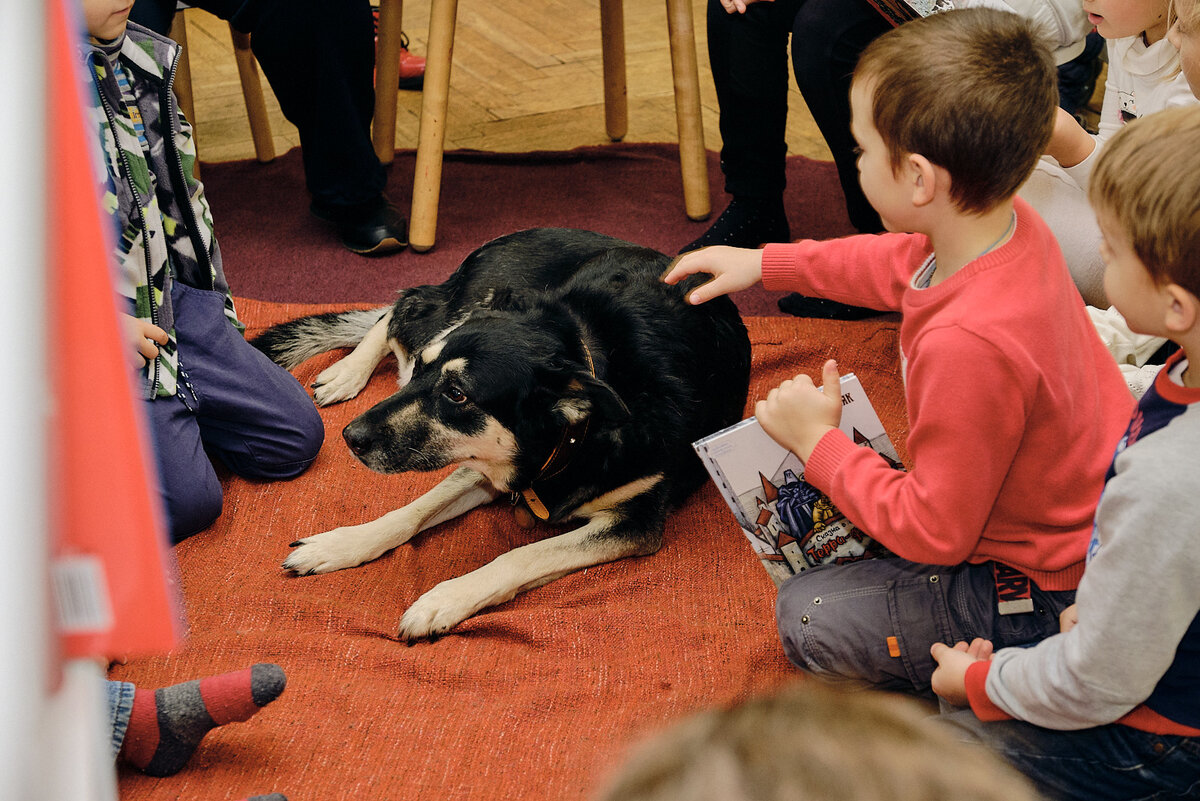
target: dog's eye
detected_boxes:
[442,385,468,405]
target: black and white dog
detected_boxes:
[253,228,751,640]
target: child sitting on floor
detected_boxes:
[930,103,1200,801]
[664,7,1134,696]
[80,0,324,544]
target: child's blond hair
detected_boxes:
[1089,105,1200,297]
[854,8,1057,215]
[596,681,1040,801]
[1170,0,1200,36]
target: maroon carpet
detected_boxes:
[201,144,855,316]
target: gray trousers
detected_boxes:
[775,556,1075,696]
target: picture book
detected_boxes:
[692,374,902,587]
[865,0,952,27]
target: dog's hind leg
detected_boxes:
[282,466,498,575]
[310,310,398,406]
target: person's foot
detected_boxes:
[373,9,426,90]
[679,196,790,254]
[119,664,286,777]
[777,293,884,321]
[311,197,408,256]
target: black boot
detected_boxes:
[311,195,408,256]
[679,196,790,254]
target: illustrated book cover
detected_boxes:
[693,374,902,587]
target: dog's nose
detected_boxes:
[342,422,369,456]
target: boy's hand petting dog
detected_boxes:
[661,245,764,305]
[930,638,995,707]
[756,359,842,463]
[120,313,168,369]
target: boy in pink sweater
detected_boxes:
[665,8,1134,695]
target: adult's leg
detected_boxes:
[775,557,1073,696]
[681,0,802,252]
[133,0,405,253]
[790,0,890,235]
[937,709,1200,801]
[170,282,324,482]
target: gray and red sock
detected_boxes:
[118,663,286,777]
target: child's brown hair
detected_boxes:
[597,681,1039,801]
[1089,105,1200,297]
[854,8,1057,215]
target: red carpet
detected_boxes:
[110,299,907,801]
[202,144,857,316]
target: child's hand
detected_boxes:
[930,638,994,707]
[718,0,773,12]
[1059,603,1078,633]
[755,359,841,461]
[120,314,168,369]
[661,245,764,305]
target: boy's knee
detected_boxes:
[774,567,856,679]
[164,476,223,544]
[246,401,324,481]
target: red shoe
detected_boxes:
[372,7,425,90]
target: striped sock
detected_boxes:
[119,663,286,777]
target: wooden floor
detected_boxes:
[176,0,833,166]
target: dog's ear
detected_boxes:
[552,372,630,427]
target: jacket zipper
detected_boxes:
[90,53,161,400]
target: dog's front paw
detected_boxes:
[310,359,373,406]
[282,524,395,575]
[397,579,482,641]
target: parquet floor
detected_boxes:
[176,0,833,165]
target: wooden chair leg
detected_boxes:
[664,0,711,221]
[599,0,628,142]
[229,25,275,163]
[409,0,457,252]
[373,0,404,165]
[168,11,198,176]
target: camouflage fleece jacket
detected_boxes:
[82,22,242,400]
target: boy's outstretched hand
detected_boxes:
[930,638,995,707]
[756,359,842,462]
[662,245,764,305]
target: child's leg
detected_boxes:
[775,557,1073,695]
[144,391,224,543]
[169,283,324,481]
[937,708,1200,800]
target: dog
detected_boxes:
[253,228,751,641]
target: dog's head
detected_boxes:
[342,306,629,491]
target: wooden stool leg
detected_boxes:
[229,25,275,163]
[665,0,711,221]
[599,0,627,142]
[409,0,457,252]
[373,0,404,165]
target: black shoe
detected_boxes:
[679,196,790,254]
[777,293,884,321]
[311,198,408,256]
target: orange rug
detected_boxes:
[111,301,907,801]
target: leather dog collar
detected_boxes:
[517,339,596,521]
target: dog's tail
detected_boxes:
[250,307,390,369]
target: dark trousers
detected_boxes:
[705,0,893,233]
[131,0,386,209]
[145,282,324,543]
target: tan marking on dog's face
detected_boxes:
[445,417,518,489]
[419,320,468,365]
[573,474,665,517]
[439,357,468,376]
